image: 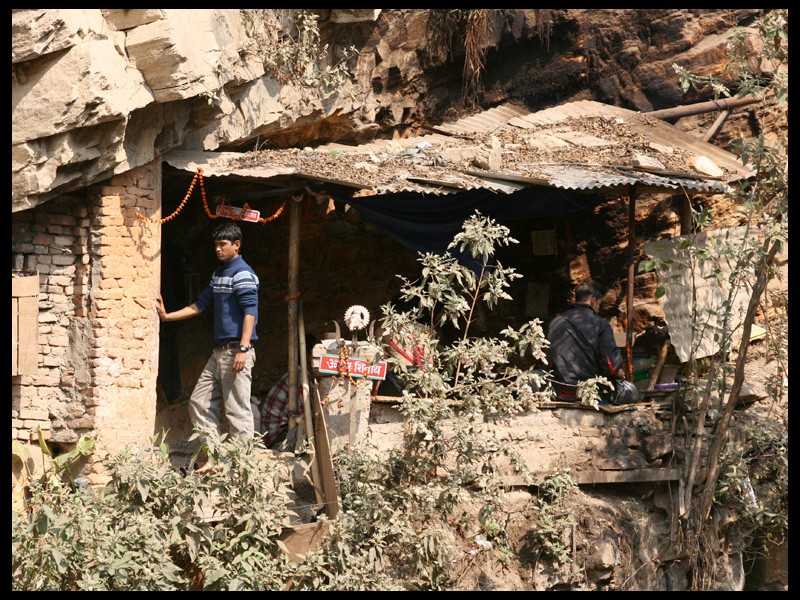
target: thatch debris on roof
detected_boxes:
[166,100,754,198]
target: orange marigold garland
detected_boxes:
[259,201,287,224]
[136,168,207,224]
[335,343,354,389]
[135,167,287,225]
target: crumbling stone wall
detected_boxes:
[11,161,163,484]
[12,198,92,447]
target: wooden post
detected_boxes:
[625,187,636,381]
[678,195,693,235]
[646,338,671,391]
[286,196,301,425]
[312,385,341,518]
[298,300,324,505]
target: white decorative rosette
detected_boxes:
[344,304,370,331]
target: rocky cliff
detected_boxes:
[12,9,761,212]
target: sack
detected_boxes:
[611,379,640,405]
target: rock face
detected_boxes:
[12,8,760,212]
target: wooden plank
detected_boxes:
[297,303,323,506]
[12,299,18,376]
[573,468,682,485]
[592,454,648,470]
[537,400,643,414]
[501,468,681,487]
[16,296,38,375]
[12,273,39,296]
[312,384,340,518]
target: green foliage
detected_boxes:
[289,447,445,590]
[576,376,613,410]
[715,422,788,547]
[652,8,788,412]
[529,469,578,565]
[12,431,298,591]
[288,211,554,589]
[665,9,788,589]
[244,9,357,100]
[13,213,556,591]
[673,9,787,107]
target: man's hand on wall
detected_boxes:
[155,296,167,321]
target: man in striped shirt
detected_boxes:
[157,222,260,468]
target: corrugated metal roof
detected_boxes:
[432,103,530,136]
[162,150,371,191]
[164,100,752,197]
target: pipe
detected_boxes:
[645,95,761,121]
[702,110,731,142]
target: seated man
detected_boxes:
[547,279,639,405]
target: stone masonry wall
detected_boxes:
[12,197,90,447]
[11,161,163,485]
[86,162,163,479]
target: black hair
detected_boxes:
[212,222,242,243]
[574,279,603,303]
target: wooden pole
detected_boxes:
[298,300,324,505]
[645,95,761,121]
[286,196,301,426]
[625,187,636,381]
[702,109,731,143]
[646,338,671,391]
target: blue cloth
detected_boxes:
[194,255,260,346]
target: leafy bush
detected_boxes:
[529,469,578,565]
[294,211,553,588]
[715,421,788,549]
[12,432,297,591]
[242,9,357,100]
[663,8,788,589]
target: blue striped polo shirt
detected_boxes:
[194,255,259,346]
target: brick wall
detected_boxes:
[11,161,163,485]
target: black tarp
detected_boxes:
[340,186,608,271]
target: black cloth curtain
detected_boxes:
[340,186,606,271]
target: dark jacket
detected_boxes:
[547,303,623,384]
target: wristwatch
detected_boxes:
[238,344,251,353]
